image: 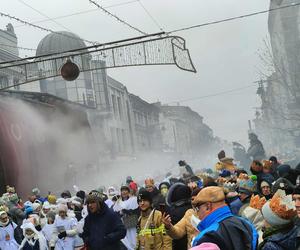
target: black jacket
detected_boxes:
[82,203,126,250]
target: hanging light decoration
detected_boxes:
[61,58,80,81]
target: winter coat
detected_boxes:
[50,216,77,250]
[167,209,199,249]
[82,203,126,250]
[258,225,300,250]
[0,220,20,250]
[136,209,166,250]
[228,196,243,215]
[168,201,192,250]
[192,205,258,250]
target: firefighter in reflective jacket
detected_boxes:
[136,190,168,250]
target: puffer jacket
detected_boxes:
[167,209,199,249]
[259,225,300,250]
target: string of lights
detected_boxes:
[89,0,147,35]
[14,0,139,28]
[0,11,97,45]
[166,2,300,34]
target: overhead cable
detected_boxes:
[89,0,147,35]
[166,2,300,34]
[14,0,139,28]
[138,0,164,32]
[0,11,97,45]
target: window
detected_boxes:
[111,94,117,115]
[117,96,123,120]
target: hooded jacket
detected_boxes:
[82,202,126,250]
[258,225,300,250]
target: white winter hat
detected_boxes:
[261,189,296,226]
[42,201,51,210]
[32,203,41,212]
[57,204,68,213]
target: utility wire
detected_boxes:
[166,2,300,34]
[17,0,73,33]
[14,0,139,28]
[138,0,164,32]
[165,84,256,105]
[89,0,147,35]
[0,11,97,45]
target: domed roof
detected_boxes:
[36,31,87,56]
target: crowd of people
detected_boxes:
[0,154,300,250]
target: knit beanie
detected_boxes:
[159,182,170,190]
[170,184,191,203]
[47,194,57,205]
[261,189,296,226]
[76,190,85,201]
[272,177,295,195]
[137,190,152,204]
[278,164,291,178]
[238,178,257,196]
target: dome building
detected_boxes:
[36,31,95,107]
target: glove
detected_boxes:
[58,231,67,239]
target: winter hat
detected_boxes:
[76,190,85,201]
[262,189,296,226]
[61,190,71,199]
[6,186,15,194]
[269,156,278,163]
[191,243,221,250]
[261,181,270,189]
[145,178,155,187]
[42,201,51,210]
[47,194,57,204]
[25,206,33,215]
[129,182,138,193]
[272,177,295,195]
[86,190,103,205]
[178,160,186,166]
[278,164,291,178]
[32,188,40,196]
[32,202,41,212]
[120,185,130,192]
[159,182,170,190]
[238,178,257,196]
[170,184,191,203]
[293,185,300,195]
[137,190,152,204]
[250,194,267,210]
[71,196,83,207]
[192,186,225,206]
[235,169,248,178]
[126,176,133,184]
[223,182,237,194]
[57,204,68,213]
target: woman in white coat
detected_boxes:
[0,210,19,250]
[50,204,77,250]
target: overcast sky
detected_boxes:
[1,0,271,146]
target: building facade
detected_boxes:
[129,94,162,152]
[254,0,300,153]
